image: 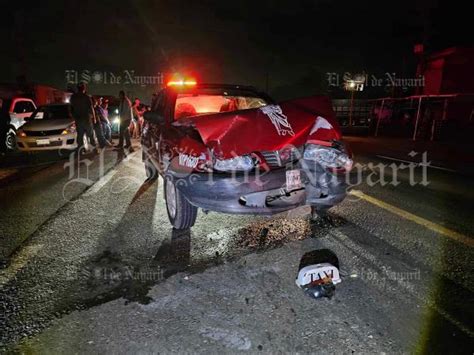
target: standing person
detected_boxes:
[131,98,142,139]
[100,98,112,143]
[70,82,97,153]
[92,98,111,147]
[138,104,146,136]
[115,90,133,152]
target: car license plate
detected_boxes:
[286,169,301,190]
[36,139,50,145]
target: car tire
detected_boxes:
[164,176,197,229]
[5,128,16,151]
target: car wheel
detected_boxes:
[5,128,16,151]
[164,176,197,229]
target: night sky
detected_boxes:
[0,0,471,101]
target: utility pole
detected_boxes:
[349,89,355,126]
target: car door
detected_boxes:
[10,99,37,129]
[144,92,167,172]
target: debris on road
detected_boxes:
[296,250,341,299]
[302,278,336,299]
[236,217,311,249]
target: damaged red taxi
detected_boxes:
[142,80,353,229]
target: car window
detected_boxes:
[13,102,24,113]
[14,100,35,114]
[24,101,36,112]
[174,93,268,120]
[30,105,72,120]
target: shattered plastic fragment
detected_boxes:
[303,279,336,299]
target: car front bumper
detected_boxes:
[17,133,77,151]
[168,161,348,215]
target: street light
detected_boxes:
[344,76,365,126]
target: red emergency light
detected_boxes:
[167,79,197,87]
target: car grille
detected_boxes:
[24,129,64,137]
[261,147,303,167]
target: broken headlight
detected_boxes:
[303,144,353,171]
[213,155,254,172]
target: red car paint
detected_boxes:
[173,95,341,161]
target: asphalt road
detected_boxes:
[0,148,125,263]
[0,140,473,353]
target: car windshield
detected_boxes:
[30,105,71,120]
[174,88,269,120]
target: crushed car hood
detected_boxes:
[176,95,341,158]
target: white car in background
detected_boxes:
[16,104,77,151]
[1,97,37,150]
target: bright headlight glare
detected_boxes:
[214,155,254,172]
[304,144,352,170]
[113,117,120,124]
[62,124,76,135]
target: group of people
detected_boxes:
[70,82,145,154]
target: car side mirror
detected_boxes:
[144,111,165,125]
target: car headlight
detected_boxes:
[113,117,120,124]
[303,144,353,171]
[62,123,76,135]
[214,155,254,172]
